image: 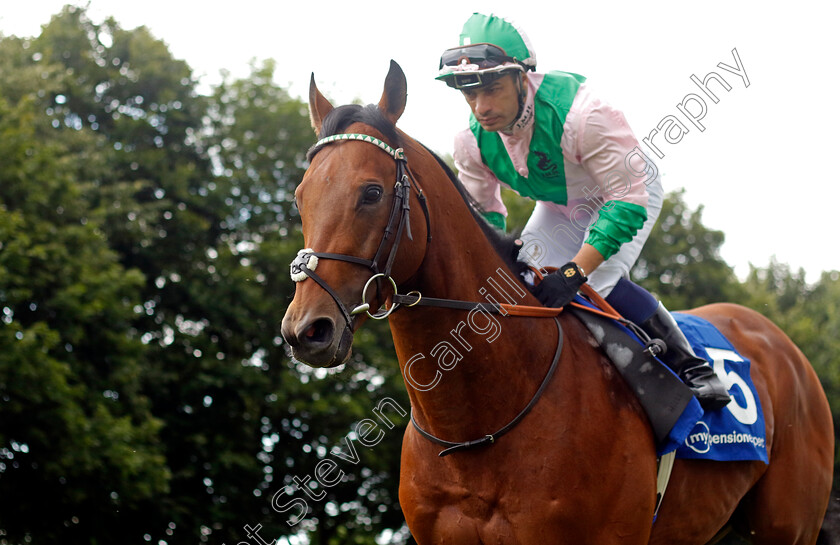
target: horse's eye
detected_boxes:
[362,185,384,204]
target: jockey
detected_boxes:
[436,12,730,411]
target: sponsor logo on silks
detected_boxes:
[684,420,766,455]
[533,150,560,178]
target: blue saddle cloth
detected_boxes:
[666,313,768,463]
[569,295,767,463]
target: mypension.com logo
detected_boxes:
[684,421,766,454]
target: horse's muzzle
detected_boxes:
[280,312,353,368]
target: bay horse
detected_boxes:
[280,61,834,544]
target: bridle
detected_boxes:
[290,133,431,329]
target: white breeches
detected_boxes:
[517,177,664,297]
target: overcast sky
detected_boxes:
[3,0,838,282]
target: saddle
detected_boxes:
[568,292,702,452]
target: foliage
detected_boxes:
[0,49,167,541]
[204,59,312,239]
[631,189,745,310]
[0,6,407,545]
[500,187,535,234]
[739,263,840,486]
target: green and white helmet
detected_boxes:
[437,13,537,89]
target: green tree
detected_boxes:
[204,59,312,239]
[740,262,840,487]
[632,189,745,310]
[2,6,412,544]
[499,187,535,233]
[0,55,167,542]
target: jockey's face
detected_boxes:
[461,72,522,132]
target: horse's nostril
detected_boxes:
[302,318,334,345]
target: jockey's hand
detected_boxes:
[533,262,588,308]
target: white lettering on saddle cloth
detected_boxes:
[684,421,766,455]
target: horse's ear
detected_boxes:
[378,60,407,126]
[309,72,334,135]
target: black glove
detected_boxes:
[532,262,588,308]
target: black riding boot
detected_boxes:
[641,303,731,411]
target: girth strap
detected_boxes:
[655,450,676,521]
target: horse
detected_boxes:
[280,60,834,544]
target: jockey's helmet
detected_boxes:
[436,13,536,89]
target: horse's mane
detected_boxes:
[308,103,530,283]
[421,146,531,282]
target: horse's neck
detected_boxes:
[388,166,559,441]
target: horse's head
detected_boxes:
[280,61,430,368]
